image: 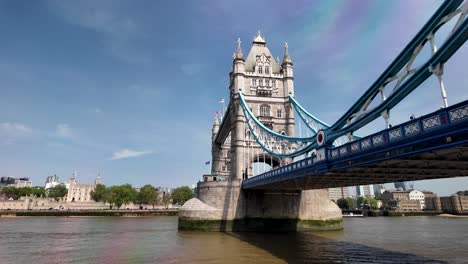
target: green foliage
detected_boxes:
[357,196,378,209]
[171,186,193,205]
[104,184,137,209]
[0,186,46,199]
[137,184,159,208]
[346,197,355,210]
[48,184,68,201]
[336,198,349,209]
[90,184,107,202]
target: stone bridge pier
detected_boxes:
[179,180,342,231]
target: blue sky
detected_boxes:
[0,0,467,195]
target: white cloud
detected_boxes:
[109,149,152,160]
[55,123,75,139]
[0,122,32,144]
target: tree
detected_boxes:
[171,186,193,205]
[336,198,349,209]
[105,184,137,209]
[91,184,107,202]
[137,184,159,209]
[357,196,365,208]
[346,197,355,210]
[48,184,68,201]
[32,187,46,197]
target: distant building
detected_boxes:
[373,184,385,196]
[393,181,413,191]
[423,191,441,211]
[356,185,374,197]
[382,189,426,211]
[440,194,468,214]
[65,173,101,203]
[0,176,15,186]
[45,175,62,190]
[328,187,350,201]
[1,176,32,188]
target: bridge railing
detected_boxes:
[327,100,468,161]
[242,99,468,187]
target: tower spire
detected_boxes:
[283,42,292,64]
[253,30,266,45]
[235,37,243,60]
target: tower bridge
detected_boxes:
[179,0,468,232]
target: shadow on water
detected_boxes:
[227,231,448,264]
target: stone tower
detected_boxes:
[179,33,342,232]
[228,32,295,181]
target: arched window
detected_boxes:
[258,66,263,74]
[277,109,283,118]
[265,66,270,74]
[260,104,270,117]
[266,79,270,86]
[272,79,276,87]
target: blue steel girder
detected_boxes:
[242,99,468,190]
[239,91,317,158]
[325,0,467,144]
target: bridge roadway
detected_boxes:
[242,99,468,190]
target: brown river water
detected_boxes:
[0,216,467,263]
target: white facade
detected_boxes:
[8,179,32,188]
[329,187,350,201]
[65,175,101,203]
[356,185,375,197]
[408,189,426,209]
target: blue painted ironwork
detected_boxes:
[243,99,468,189]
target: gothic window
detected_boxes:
[265,66,270,74]
[266,79,270,86]
[277,109,283,118]
[222,166,226,171]
[260,104,270,117]
[272,80,276,87]
[252,79,257,87]
[258,66,263,74]
[259,79,263,86]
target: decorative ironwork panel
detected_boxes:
[449,105,468,122]
[314,148,326,162]
[404,122,420,136]
[340,146,347,155]
[422,116,440,130]
[331,149,338,158]
[372,134,384,145]
[389,128,402,141]
[361,138,371,149]
[351,142,360,152]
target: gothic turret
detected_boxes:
[282,42,294,97]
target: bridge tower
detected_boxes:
[229,32,295,181]
[179,33,342,231]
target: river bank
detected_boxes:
[0,209,178,217]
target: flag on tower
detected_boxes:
[218,98,225,104]
[205,161,211,165]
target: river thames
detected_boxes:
[0,216,467,263]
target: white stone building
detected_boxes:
[65,174,102,203]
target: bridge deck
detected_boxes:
[242,100,468,190]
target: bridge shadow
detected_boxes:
[226,231,448,264]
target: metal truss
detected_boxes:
[239,91,317,158]
[324,0,467,144]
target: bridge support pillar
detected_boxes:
[179,181,342,232]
